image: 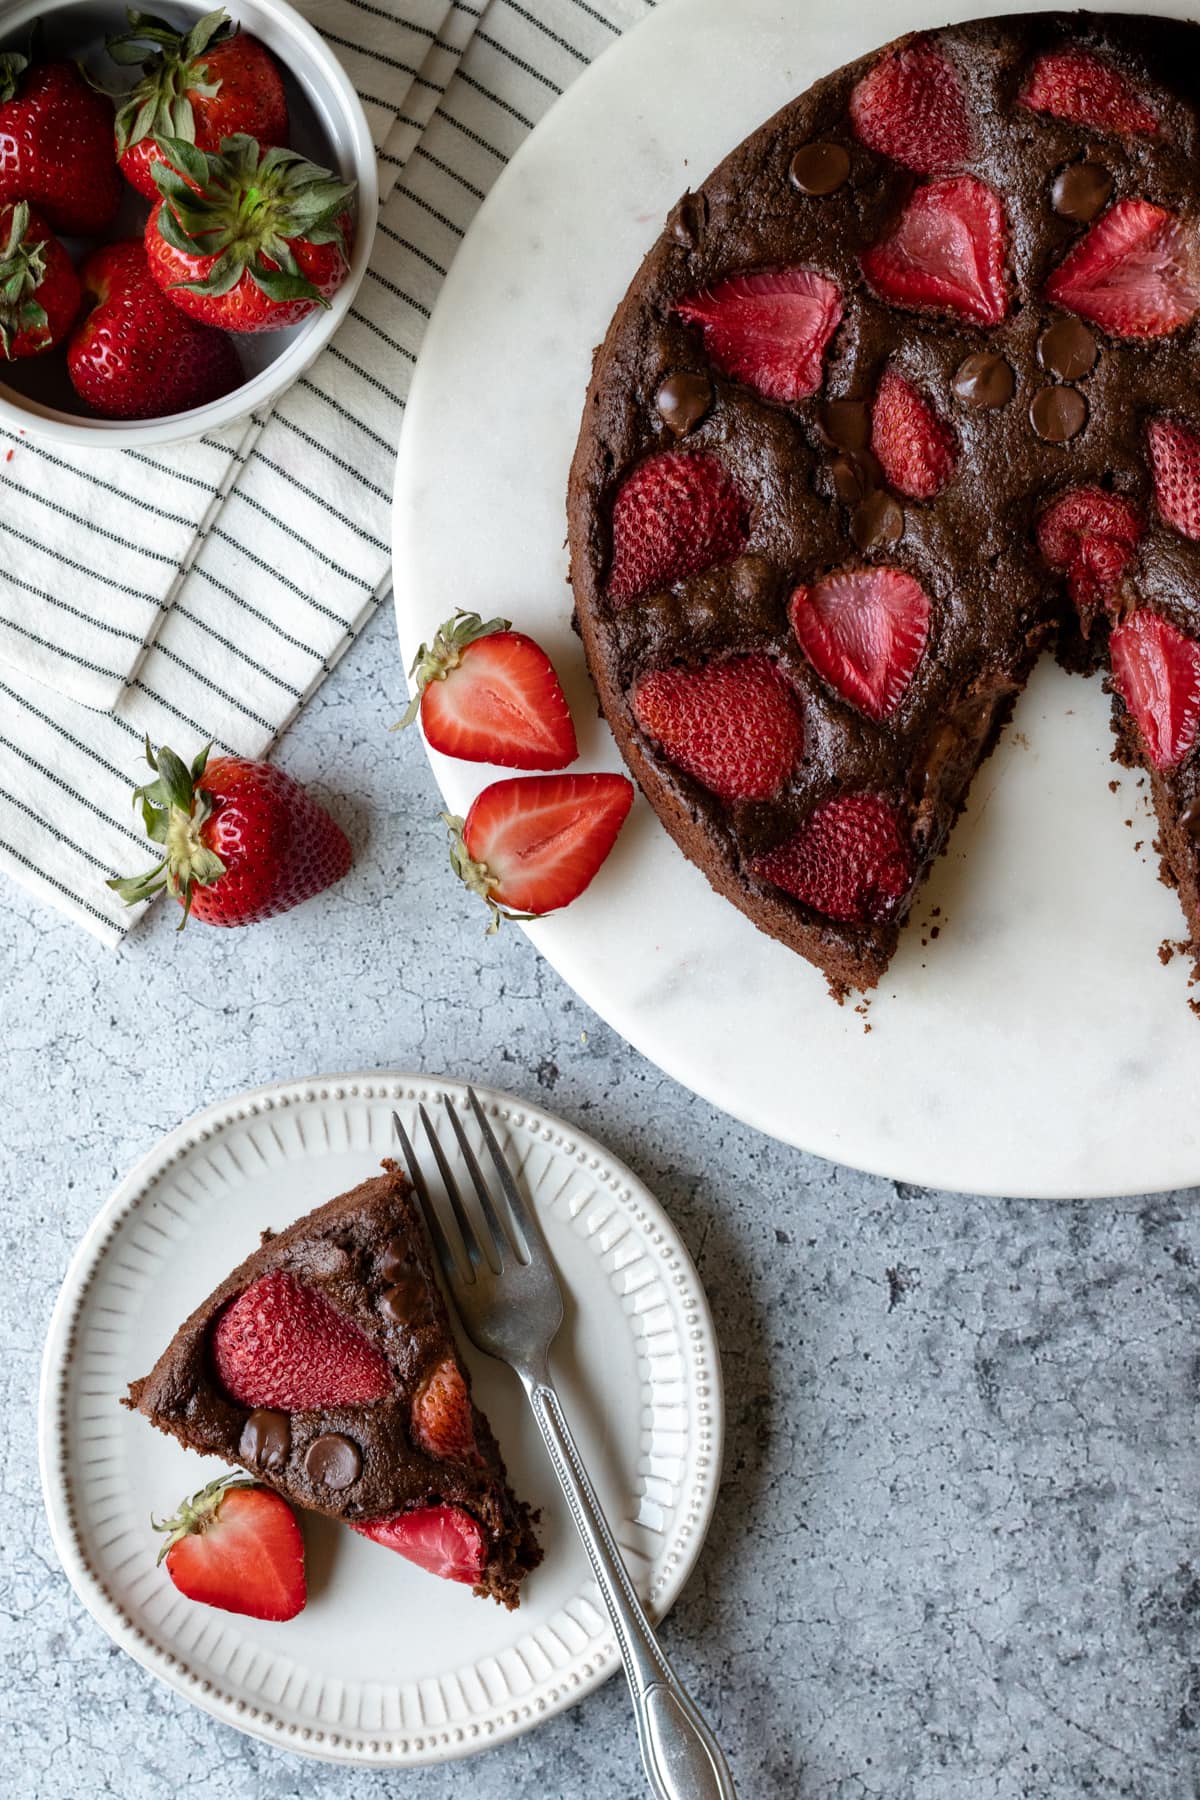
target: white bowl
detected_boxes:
[0,0,379,448]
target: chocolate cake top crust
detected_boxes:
[126,1161,541,1607]
[567,12,1200,995]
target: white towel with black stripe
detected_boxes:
[0,0,654,944]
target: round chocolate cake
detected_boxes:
[567,11,1200,994]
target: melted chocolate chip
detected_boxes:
[1030,384,1088,442]
[952,353,1013,410]
[1051,161,1113,223]
[655,371,713,437]
[830,453,869,504]
[379,1233,413,1285]
[380,1272,426,1324]
[305,1432,362,1489]
[850,490,903,551]
[240,1408,290,1473]
[671,190,707,248]
[1180,797,1200,840]
[820,398,870,451]
[788,141,850,195]
[1038,318,1098,382]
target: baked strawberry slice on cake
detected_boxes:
[125,1160,541,1608]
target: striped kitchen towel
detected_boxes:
[0,0,654,944]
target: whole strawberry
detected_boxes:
[107,6,288,201]
[0,202,79,359]
[146,134,354,333]
[154,1473,306,1621]
[109,740,353,927]
[68,240,241,419]
[0,53,121,234]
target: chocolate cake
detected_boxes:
[126,1161,541,1608]
[567,11,1200,994]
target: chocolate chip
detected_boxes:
[1038,318,1097,382]
[380,1234,413,1285]
[952,353,1013,410]
[820,398,870,451]
[305,1432,362,1489]
[1051,161,1113,223]
[655,371,713,437]
[788,141,850,196]
[671,190,707,247]
[380,1273,425,1323]
[1181,797,1200,839]
[240,1408,290,1473]
[1030,384,1087,442]
[850,490,903,551]
[830,453,869,504]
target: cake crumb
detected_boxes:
[1159,938,1190,966]
[1108,779,1120,793]
[932,906,941,918]
[930,925,940,939]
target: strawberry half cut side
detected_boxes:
[870,369,957,500]
[1148,417,1200,540]
[1019,48,1159,136]
[154,1473,306,1621]
[674,268,843,403]
[354,1505,489,1585]
[630,655,803,802]
[1035,486,1142,615]
[1110,611,1200,772]
[860,177,1009,325]
[1044,200,1200,339]
[848,35,971,174]
[211,1270,394,1409]
[751,793,913,924]
[397,610,578,770]
[607,450,748,604]
[790,568,931,720]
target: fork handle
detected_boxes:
[521,1373,737,1800]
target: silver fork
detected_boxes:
[393,1090,737,1800]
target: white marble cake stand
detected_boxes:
[393,0,1200,1200]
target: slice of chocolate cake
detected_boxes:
[568,12,1200,996]
[126,1161,541,1608]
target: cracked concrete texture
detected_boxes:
[2,608,1200,1800]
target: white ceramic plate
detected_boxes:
[38,1075,722,1768]
[393,0,1200,1201]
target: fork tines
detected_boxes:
[392,1088,540,1281]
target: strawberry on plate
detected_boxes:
[212,1271,394,1408]
[849,35,971,174]
[0,202,79,359]
[68,240,241,419]
[107,6,288,201]
[630,655,802,801]
[109,740,352,928]
[146,134,354,333]
[608,450,747,604]
[0,53,121,234]
[1147,417,1200,540]
[398,610,577,769]
[675,268,843,403]
[411,1358,481,1464]
[445,772,634,930]
[860,176,1009,325]
[154,1473,306,1621]
[1044,200,1200,339]
[1035,486,1142,616]
[1019,48,1159,137]
[790,568,931,720]
[1109,611,1200,772]
[751,792,913,924]
[870,369,957,500]
[353,1506,488,1584]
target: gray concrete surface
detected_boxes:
[2,607,1198,1800]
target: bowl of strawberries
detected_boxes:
[0,0,378,445]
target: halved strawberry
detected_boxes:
[848,35,970,174]
[411,1357,480,1463]
[353,1505,487,1585]
[1148,417,1200,540]
[446,772,634,929]
[211,1271,393,1409]
[1044,200,1200,339]
[607,451,748,604]
[751,793,912,923]
[1110,612,1200,772]
[790,568,931,720]
[1035,487,1142,614]
[870,369,957,500]
[630,655,802,801]
[154,1474,306,1621]
[397,611,577,769]
[860,177,1009,325]
[1019,48,1159,136]
[674,268,843,403]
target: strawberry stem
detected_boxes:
[442,811,536,933]
[107,7,231,153]
[152,1471,256,1564]
[0,203,50,360]
[395,609,511,729]
[107,738,226,928]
